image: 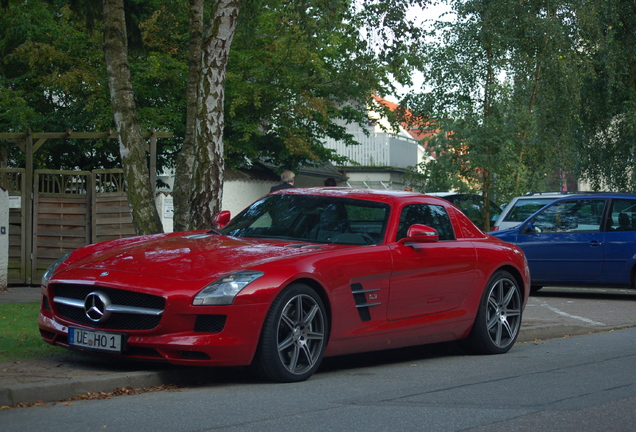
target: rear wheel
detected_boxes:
[252,284,328,382]
[462,270,522,354]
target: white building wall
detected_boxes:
[155,193,174,233]
[322,113,423,169]
[0,187,8,290]
[222,180,272,217]
[155,181,273,234]
[324,131,421,169]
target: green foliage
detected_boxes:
[3,0,634,206]
[0,0,182,172]
[224,0,425,169]
[403,0,631,209]
[1,0,425,175]
[403,156,455,193]
[0,303,57,362]
[576,0,636,191]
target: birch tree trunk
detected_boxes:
[103,0,163,234]
[175,0,240,230]
[173,0,204,232]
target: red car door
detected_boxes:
[387,204,477,321]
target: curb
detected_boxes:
[516,324,604,343]
[0,368,210,407]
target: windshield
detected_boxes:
[219,194,390,245]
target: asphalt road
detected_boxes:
[2,323,636,431]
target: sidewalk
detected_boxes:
[0,286,624,407]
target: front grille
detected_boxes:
[51,284,165,330]
[53,284,165,309]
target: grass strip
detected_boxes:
[0,302,57,362]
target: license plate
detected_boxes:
[69,327,124,354]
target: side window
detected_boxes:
[608,199,636,231]
[532,199,606,233]
[346,204,389,242]
[397,204,456,241]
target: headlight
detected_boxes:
[193,271,264,306]
[42,253,71,287]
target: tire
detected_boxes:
[252,283,328,382]
[461,270,522,355]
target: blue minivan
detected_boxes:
[490,193,636,292]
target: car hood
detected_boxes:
[57,232,332,283]
[488,228,519,243]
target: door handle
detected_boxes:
[589,240,602,247]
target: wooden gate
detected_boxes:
[1,130,172,285]
[1,168,135,285]
[92,170,136,244]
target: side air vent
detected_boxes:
[42,296,51,312]
[350,283,381,322]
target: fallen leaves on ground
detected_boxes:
[1,384,181,409]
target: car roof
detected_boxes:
[271,187,428,204]
[546,192,636,201]
[511,191,620,200]
[426,192,479,198]
[425,192,456,197]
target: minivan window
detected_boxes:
[531,199,607,233]
[607,199,636,231]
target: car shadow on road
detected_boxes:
[318,341,465,375]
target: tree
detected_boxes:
[102,0,163,234]
[172,0,204,231]
[172,0,240,231]
[2,1,427,232]
[404,0,522,229]
[576,0,636,191]
[0,1,115,169]
[174,0,428,230]
[190,0,239,229]
[403,0,588,229]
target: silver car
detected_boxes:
[492,193,573,231]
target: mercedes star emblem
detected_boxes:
[84,291,112,323]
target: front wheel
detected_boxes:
[461,270,522,355]
[252,284,328,382]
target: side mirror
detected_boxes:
[523,219,541,234]
[399,224,439,244]
[522,221,534,234]
[213,210,231,229]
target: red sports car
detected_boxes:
[38,188,530,382]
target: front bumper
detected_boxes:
[38,288,270,367]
